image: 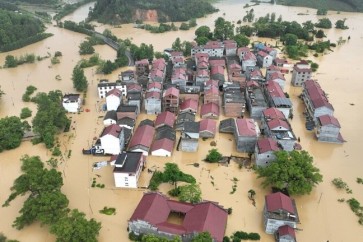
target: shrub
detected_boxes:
[205,148,222,163]
[99,206,116,215]
[20,107,32,119]
[52,146,62,156]
[168,186,181,197]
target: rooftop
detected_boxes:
[113,152,143,173]
[235,118,257,137]
[257,138,280,154]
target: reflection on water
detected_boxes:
[1,0,363,241]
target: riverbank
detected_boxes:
[1,0,363,241]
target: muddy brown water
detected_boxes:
[1,0,363,241]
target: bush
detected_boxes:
[205,148,222,163]
[148,171,164,190]
[52,146,62,156]
[99,206,116,215]
[168,186,181,197]
[20,107,32,119]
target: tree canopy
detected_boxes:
[0,116,25,152]
[89,0,217,24]
[214,17,234,40]
[191,232,213,242]
[256,150,323,195]
[32,90,70,148]
[178,184,202,203]
[72,65,88,91]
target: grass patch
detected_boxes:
[332,177,352,194]
[99,206,116,215]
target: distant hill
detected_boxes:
[277,0,363,12]
[88,0,218,24]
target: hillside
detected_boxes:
[277,0,363,12]
[88,0,218,24]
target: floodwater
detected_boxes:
[1,0,363,241]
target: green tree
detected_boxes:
[243,8,255,22]
[195,25,211,38]
[0,116,24,152]
[32,91,69,148]
[179,22,190,30]
[315,18,332,29]
[181,41,193,57]
[4,55,18,68]
[20,107,32,119]
[302,20,315,32]
[179,184,202,203]
[335,19,349,29]
[205,148,222,163]
[283,33,298,46]
[192,232,213,242]
[163,163,196,188]
[141,234,181,242]
[50,209,101,242]
[214,17,234,40]
[315,29,326,38]
[79,41,95,55]
[72,65,88,91]
[256,150,323,195]
[172,37,182,51]
[0,86,4,98]
[317,8,327,15]
[237,25,254,37]
[195,36,209,46]
[233,34,250,47]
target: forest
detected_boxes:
[88,0,218,24]
[0,8,50,52]
[277,0,363,12]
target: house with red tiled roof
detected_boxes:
[127,83,142,94]
[200,102,219,119]
[150,138,174,157]
[209,59,226,68]
[154,111,176,129]
[257,50,273,68]
[204,85,220,105]
[267,72,286,90]
[210,66,225,85]
[275,225,297,242]
[233,118,259,153]
[255,138,281,167]
[199,119,217,138]
[315,114,345,143]
[180,98,199,114]
[264,192,299,234]
[262,46,278,59]
[103,110,117,126]
[224,39,237,56]
[163,87,180,114]
[237,47,250,62]
[291,60,312,86]
[247,68,264,82]
[274,58,288,67]
[242,52,257,72]
[171,67,187,86]
[128,124,155,156]
[147,82,162,92]
[229,61,242,77]
[265,65,281,79]
[106,89,122,111]
[261,108,296,151]
[113,152,145,188]
[128,192,228,242]
[195,69,210,87]
[100,124,125,155]
[144,91,161,114]
[301,79,334,122]
[264,80,292,119]
[149,69,164,83]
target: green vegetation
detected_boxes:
[346,198,363,225]
[149,163,196,190]
[0,86,4,99]
[129,233,182,242]
[332,178,352,193]
[130,43,154,62]
[88,0,217,24]
[205,148,222,163]
[20,107,32,119]
[79,41,95,55]
[142,23,177,33]
[0,9,53,52]
[178,184,202,203]
[335,19,349,29]
[223,230,261,241]
[3,54,36,68]
[99,206,116,215]
[276,0,363,13]
[46,157,59,169]
[357,178,363,184]
[192,232,213,242]
[91,177,105,188]
[256,150,323,195]
[315,18,332,29]
[52,146,62,156]
[230,177,239,194]
[61,20,94,36]
[32,90,70,148]
[0,116,25,152]
[214,17,234,40]
[79,54,103,68]
[317,8,328,15]
[3,155,101,240]
[22,85,37,102]
[243,8,255,22]
[0,233,19,242]
[72,65,88,91]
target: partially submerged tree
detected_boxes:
[163,163,196,188]
[179,184,202,203]
[205,148,222,163]
[72,65,88,91]
[192,231,213,242]
[0,116,25,152]
[256,150,323,195]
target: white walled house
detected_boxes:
[103,110,117,126]
[97,80,127,98]
[62,94,81,113]
[150,138,174,157]
[113,152,145,188]
[106,89,123,111]
[255,138,281,167]
[100,124,125,155]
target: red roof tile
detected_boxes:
[199,119,217,134]
[197,69,209,76]
[127,83,142,91]
[145,91,161,99]
[267,119,290,130]
[209,59,226,67]
[265,192,295,214]
[210,66,224,75]
[150,138,174,153]
[278,225,296,239]
[195,53,209,59]
[263,108,285,120]
[318,114,341,127]
[235,118,257,136]
[237,47,250,56]
[180,99,199,112]
[101,124,121,138]
[201,102,219,116]
[258,50,269,57]
[268,72,285,81]
[155,111,176,128]
[243,52,257,61]
[128,124,155,149]
[135,59,149,65]
[147,82,162,90]
[266,80,285,98]
[205,85,219,96]
[257,138,280,154]
[304,80,333,110]
[204,79,219,87]
[106,88,122,97]
[170,51,183,57]
[163,87,180,98]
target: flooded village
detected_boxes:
[1,0,363,241]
